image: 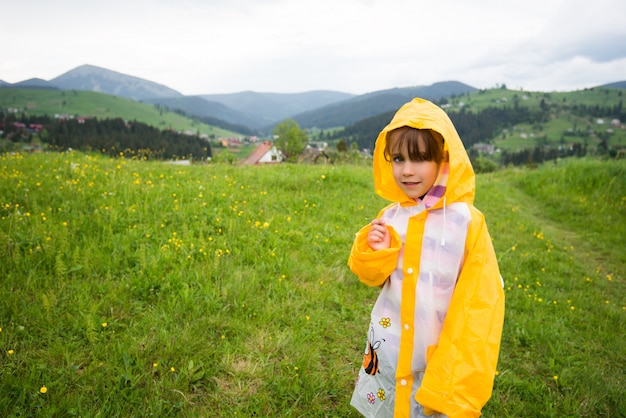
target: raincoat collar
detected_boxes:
[373,98,475,209]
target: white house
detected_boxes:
[241,141,283,165]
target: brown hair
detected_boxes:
[383,127,447,163]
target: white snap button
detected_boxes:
[401,379,407,386]
[407,268,413,274]
[404,324,409,330]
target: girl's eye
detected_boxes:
[392,156,403,163]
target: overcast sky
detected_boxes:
[2,0,626,95]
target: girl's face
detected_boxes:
[388,134,439,200]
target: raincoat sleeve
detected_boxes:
[415,209,505,418]
[347,222,402,287]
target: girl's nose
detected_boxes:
[402,162,414,176]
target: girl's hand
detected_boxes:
[367,219,390,251]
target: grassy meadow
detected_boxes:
[0,152,625,417]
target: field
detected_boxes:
[1,153,625,417]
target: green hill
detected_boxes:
[445,87,626,153]
[442,86,624,112]
[4,85,625,161]
[328,87,626,159]
[0,88,240,138]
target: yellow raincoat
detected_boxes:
[348,98,504,418]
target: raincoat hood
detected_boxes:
[373,98,475,207]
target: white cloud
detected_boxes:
[1,0,625,94]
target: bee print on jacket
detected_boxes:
[363,325,385,375]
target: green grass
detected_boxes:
[476,159,626,416]
[1,153,624,417]
[0,89,237,138]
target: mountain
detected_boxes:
[288,81,477,129]
[144,95,262,131]
[46,65,355,128]
[601,81,626,89]
[0,65,477,130]
[2,78,58,90]
[11,64,623,135]
[198,90,355,126]
[50,64,183,100]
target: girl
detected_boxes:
[348,98,505,418]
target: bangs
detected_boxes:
[384,127,446,162]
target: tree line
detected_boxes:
[0,112,212,160]
[498,143,587,167]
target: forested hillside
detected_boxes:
[327,87,626,166]
[331,104,539,152]
[0,112,212,160]
[3,83,625,166]
[0,89,236,138]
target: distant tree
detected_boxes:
[273,119,307,162]
[472,156,498,173]
[337,139,348,152]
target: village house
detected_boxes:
[307,141,329,151]
[299,146,329,164]
[218,137,244,148]
[241,141,283,165]
[472,143,496,154]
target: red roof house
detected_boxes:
[241,141,283,165]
